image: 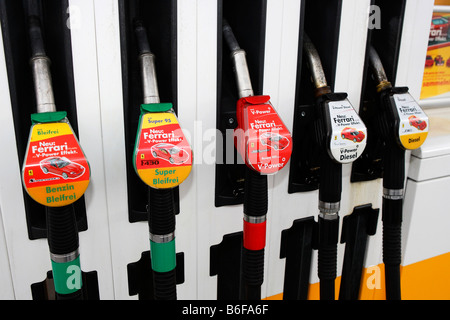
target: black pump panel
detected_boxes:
[0,0,87,240]
[288,0,343,194]
[214,0,267,207]
[118,0,179,222]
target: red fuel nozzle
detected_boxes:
[235,95,293,175]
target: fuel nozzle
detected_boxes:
[22,14,90,300]
[302,33,367,300]
[368,46,429,300]
[223,20,292,300]
[132,20,193,300]
[369,46,429,151]
[222,20,292,175]
[223,20,254,98]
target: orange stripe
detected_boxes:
[264,252,450,300]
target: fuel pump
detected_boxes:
[302,33,367,300]
[133,20,192,300]
[21,16,90,300]
[368,46,429,300]
[222,20,293,300]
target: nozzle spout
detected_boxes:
[302,33,330,96]
[28,16,56,113]
[222,20,254,98]
[134,21,160,104]
[368,46,392,92]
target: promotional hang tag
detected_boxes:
[324,98,367,164]
[390,92,429,150]
[235,95,292,174]
[22,112,90,207]
[134,103,192,189]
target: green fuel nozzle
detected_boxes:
[133,20,192,300]
[22,15,89,300]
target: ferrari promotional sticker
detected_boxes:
[326,99,367,164]
[134,106,192,189]
[22,120,90,207]
[236,96,292,175]
[392,93,429,150]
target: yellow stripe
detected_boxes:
[30,122,74,142]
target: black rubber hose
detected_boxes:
[241,167,267,300]
[153,270,177,300]
[382,202,402,301]
[244,167,268,218]
[46,205,79,256]
[241,248,265,300]
[317,215,339,300]
[222,19,241,52]
[148,188,177,300]
[317,154,341,300]
[148,188,176,236]
[46,205,83,300]
[381,144,404,300]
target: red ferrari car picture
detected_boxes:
[150,143,189,164]
[40,157,85,179]
[409,115,427,131]
[425,55,434,68]
[259,132,289,150]
[341,127,365,143]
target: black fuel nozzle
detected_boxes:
[368,46,429,300]
[302,33,368,300]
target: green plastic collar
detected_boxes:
[31,111,67,124]
[140,103,173,114]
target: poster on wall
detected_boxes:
[421,3,450,100]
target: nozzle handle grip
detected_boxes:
[319,153,342,206]
[243,167,268,218]
[382,144,405,190]
[148,188,176,236]
[46,205,79,255]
